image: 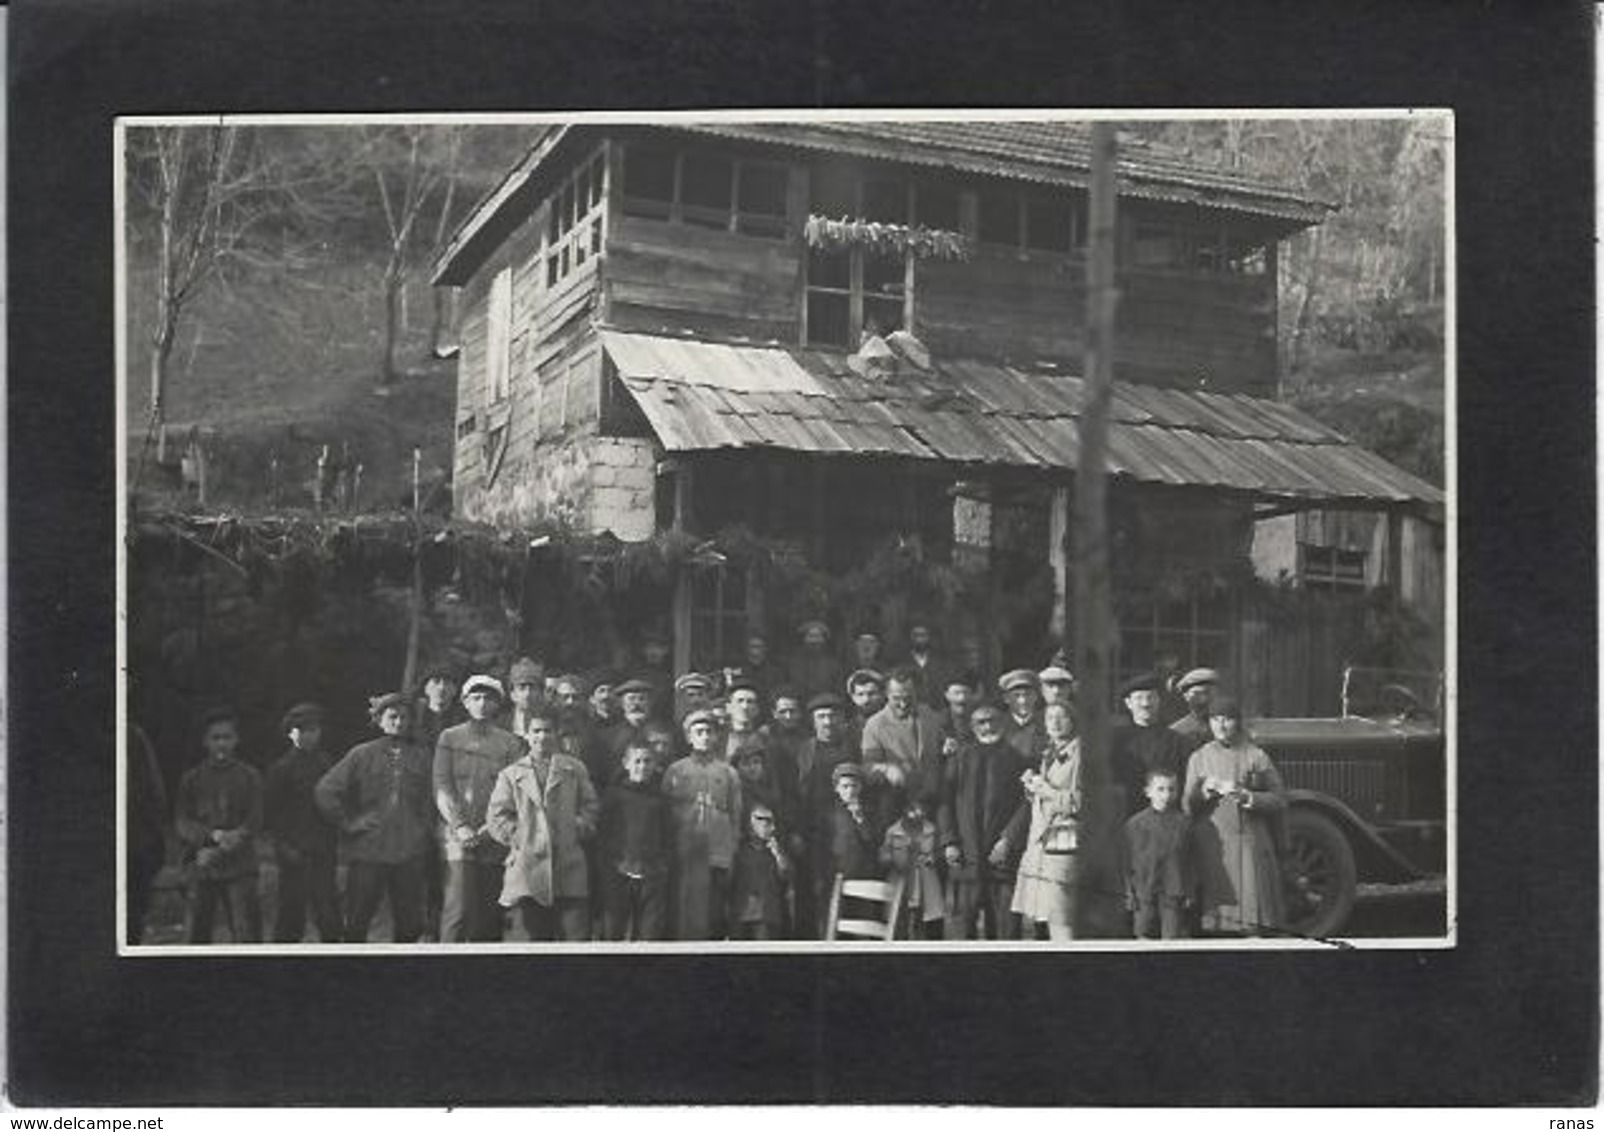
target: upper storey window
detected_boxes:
[619,143,790,239]
[544,150,606,288]
[977,185,1086,255]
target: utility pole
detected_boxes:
[1073,122,1120,937]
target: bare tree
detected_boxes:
[366,125,464,387]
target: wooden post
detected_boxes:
[314,445,328,512]
[412,447,422,515]
[1072,122,1120,938]
[402,446,425,694]
[1048,484,1070,644]
[671,461,694,675]
[351,463,364,513]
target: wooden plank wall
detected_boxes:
[605,215,802,343]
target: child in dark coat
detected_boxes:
[728,803,792,939]
[1121,768,1197,939]
[597,744,672,941]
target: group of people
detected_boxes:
[160,620,1290,946]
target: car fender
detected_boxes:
[1283,789,1424,883]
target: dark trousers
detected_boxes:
[345,857,425,943]
[422,838,444,940]
[1133,898,1189,940]
[896,911,946,940]
[945,873,1019,940]
[128,849,163,946]
[441,859,506,942]
[274,854,343,943]
[516,896,590,942]
[602,870,668,941]
[189,874,262,943]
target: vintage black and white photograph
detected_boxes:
[118,111,1451,953]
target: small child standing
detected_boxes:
[820,762,880,885]
[597,744,672,941]
[879,798,945,939]
[174,706,264,943]
[1121,768,1196,939]
[728,804,791,940]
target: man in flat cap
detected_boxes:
[999,668,1045,764]
[1112,672,1193,819]
[264,701,343,943]
[1170,667,1222,752]
[432,675,524,943]
[672,671,714,728]
[316,692,434,943]
[791,692,858,936]
[602,678,658,773]
[724,674,767,764]
[845,667,887,755]
[504,656,548,739]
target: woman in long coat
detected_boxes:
[486,710,599,941]
[1010,702,1084,940]
[1183,696,1286,936]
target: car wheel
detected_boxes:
[1283,808,1358,939]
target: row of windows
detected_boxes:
[621,147,789,237]
[545,152,607,288]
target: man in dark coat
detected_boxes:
[999,669,1045,764]
[1112,672,1194,818]
[1169,667,1222,753]
[263,702,343,943]
[899,619,950,709]
[791,692,859,937]
[939,704,1030,940]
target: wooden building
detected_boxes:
[432,120,1442,711]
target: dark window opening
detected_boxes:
[621,146,675,218]
[862,177,908,224]
[680,153,734,228]
[736,162,789,237]
[807,290,851,348]
[1024,192,1075,252]
[978,190,1018,245]
[546,255,559,287]
[588,155,605,209]
[915,183,961,230]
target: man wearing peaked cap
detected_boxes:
[1038,665,1075,709]
[792,690,854,936]
[998,669,1044,764]
[504,657,547,739]
[265,702,340,942]
[1171,667,1223,749]
[434,667,524,942]
[1112,671,1192,820]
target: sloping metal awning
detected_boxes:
[601,330,1443,509]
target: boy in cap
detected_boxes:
[263,702,343,943]
[1111,672,1193,818]
[1170,668,1222,751]
[433,674,525,942]
[820,762,881,889]
[316,692,434,943]
[938,703,1029,940]
[999,669,1044,763]
[175,706,264,943]
[485,707,599,941]
[661,708,744,940]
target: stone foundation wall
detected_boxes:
[462,434,658,542]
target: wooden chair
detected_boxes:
[825,874,906,941]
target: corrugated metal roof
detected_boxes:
[601,330,1442,507]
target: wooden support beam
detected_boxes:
[672,460,694,674]
[1048,483,1070,644]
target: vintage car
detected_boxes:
[1251,668,1448,939]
